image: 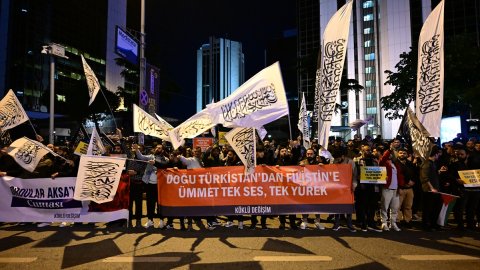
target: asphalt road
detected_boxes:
[1,217,479,270]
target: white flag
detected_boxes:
[348,116,373,131]
[81,55,101,106]
[8,137,51,172]
[208,62,288,128]
[74,155,126,203]
[154,113,174,130]
[416,0,444,138]
[0,89,29,131]
[133,104,171,141]
[168,108,215,149]
[317,0,353,149]
[225,127,256,175]
[256,126,268,140]
[87,128,106,156]
[298,92,311,149]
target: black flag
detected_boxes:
[398,108,434,160]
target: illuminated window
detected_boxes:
[364,40,372,47]
[363,1,374,8]
[364,28,372,34]
[365,67,374,74]
[365,53,375,60]
[364,14,374,21]
[367,107,377,114]
[365,80,374,87]
[366,94,374,100]
[56,95,66,102]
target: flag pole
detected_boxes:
[27,119,39,137]
[99,88,119,131]
[287,114,293,141]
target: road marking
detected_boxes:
[400,255,480,261]
[0,257,37,263]
[103,256,181,263]
[253,256,332,262]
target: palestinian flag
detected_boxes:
[437,192,458,226]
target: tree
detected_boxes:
[380,35,480,120]
[380,50,417,120]
[336,78,364,113]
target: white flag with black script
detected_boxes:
[87,128,106,156]
[8,137,51,172]
[208,62,288,128]
[0,89,29,131]
[133,104,171,141]
[81,55,101,106]
[168,108,216,149]
[225,127,256,175]
[317,0,353,149]
[154,113,174,130]
[416,0,444,138]
[74,155,126,203]
[298,92,311,149]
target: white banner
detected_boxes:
[0,176,128,222]
[0,89,29,131]
[416,0,444,138]
[133,104,171,141]
[317,0,353,149]
[256,126,268,140]
[225,127,256,175]
[208,62,288,128]
[81,55,101,106]
[87,128,106,155]
[298,92,311,148]
[168,108,216,149]
[74,155,126,203]
[154,113,174,130]
[8,137,51,172]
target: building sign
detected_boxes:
[115,26,139,65]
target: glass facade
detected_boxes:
[297,0,320,110]
[196,37,245,112]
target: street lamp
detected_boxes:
[41,43,68,144]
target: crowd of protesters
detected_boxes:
[1,130,480,233]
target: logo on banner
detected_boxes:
[220,83,278,123]
[418,35,441,114]
[319,39,346,121]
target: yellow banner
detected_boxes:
[458,170,480,187]
[360,166,387,184]
[74,141,88,156]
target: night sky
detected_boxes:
[134,0,297,120]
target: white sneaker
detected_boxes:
[300,221,307,230]
[390,222,401,232]
[144,219,154,228]
[238,222,244,230]
[381,223,390,231]
[224,221,234,228]
[37,222,50,228]
[211,220,222,226]
[158,219,165,229]
[314,222,325,230]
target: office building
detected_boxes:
[196,37,245,112]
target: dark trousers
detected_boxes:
[145,183,158,220]
[422,191,442,229]
[227,216,244,222]
[251,215,267,226]
[279,215,296,226]
[355,186,379,228]
[129,182,144,221]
